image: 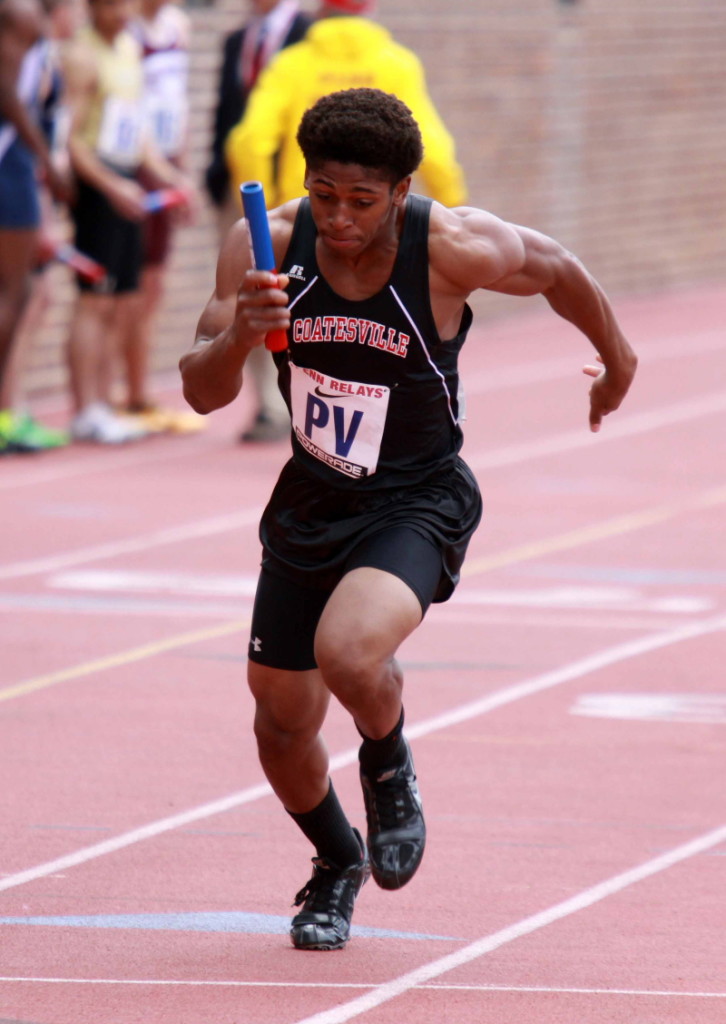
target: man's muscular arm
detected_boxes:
[488,223,637,431]
[0,0,71,201]
[180,219,290,414]
[432,207,638,432]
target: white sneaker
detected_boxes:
[71,402,147,444]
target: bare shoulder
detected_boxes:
[0,0,43,43]
[215,198,300,300]
[428,201,527,296]
[269,198,301,244]
[63,35,98,85]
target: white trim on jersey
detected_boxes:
[288,275,319,311]
[389,284,459,427]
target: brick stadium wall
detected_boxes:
[25,0,726,400]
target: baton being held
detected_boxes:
[240,181,288,352]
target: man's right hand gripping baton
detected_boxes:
[240,181,288,352]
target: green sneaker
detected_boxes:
[0,410,32,453]
[7,412,69,450]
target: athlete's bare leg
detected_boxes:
[66,291,116,411]
[0,269,51,409]
[247,663,331,813]
[0,228,37,384]
[247,568,421,813]
[120,263,164,409]
[314,567,422,739]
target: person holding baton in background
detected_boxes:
[63,0,192,444]
[180,88,637,950]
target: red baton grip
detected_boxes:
[261,276,288,352]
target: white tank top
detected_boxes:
[129,4,189,158]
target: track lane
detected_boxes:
[1,287,725,1023]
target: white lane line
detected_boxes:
[49,570,260,597]
[0,979,723,998]
[0,978,367,988]
[0,593,253,618]
[467,390,726,470]
[1,322,722,495]
[421,985,726,997]
[47,574,714,615]
[0,509,262,582]
[401,615,726,742]
[571,692,726,724]
[0,783,273,894]
[291,823,726,1024]
[462,327,726,393]
[2,391,725,584]
[0,433,216,494]
[1,614,723,896]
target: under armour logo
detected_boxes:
[251,636,262,652]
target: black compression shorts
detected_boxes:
[248,455,483,671]
[248,526,444,671]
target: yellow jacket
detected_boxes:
[225,17,467,209]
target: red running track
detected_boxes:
[1,284,725,1024]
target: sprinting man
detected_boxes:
[180,88,637,950]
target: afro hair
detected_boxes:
[297,88,424,185]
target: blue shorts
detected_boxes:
[0,138,40,229]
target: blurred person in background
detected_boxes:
[224,0,467,443]
[206,0,312,443]
[0,0,83,454]
[206,0,311,235]
[124,0,203,434]
[0,0,72,454]
[62,0,192,444]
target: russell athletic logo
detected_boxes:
[287,265,306,280]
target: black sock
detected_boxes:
[286,781,362,868]
[357,707,406,776]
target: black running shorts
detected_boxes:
[248,456,482,671]
[72,175,142,294]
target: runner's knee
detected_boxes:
[314,629,386,703]
[248,663,328,752]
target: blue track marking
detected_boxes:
[0,912,460,941]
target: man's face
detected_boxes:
[304,162,408,258]
[90,0,134,38]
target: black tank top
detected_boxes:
[275,194,473,491]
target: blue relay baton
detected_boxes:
[240,181,288,352]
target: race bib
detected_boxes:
[97,97,145,167]
[289,363,390,479]
[145,93,187,156]
[143,51,188,155]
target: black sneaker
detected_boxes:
[360,737,426,891]
[290,829,370,950]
